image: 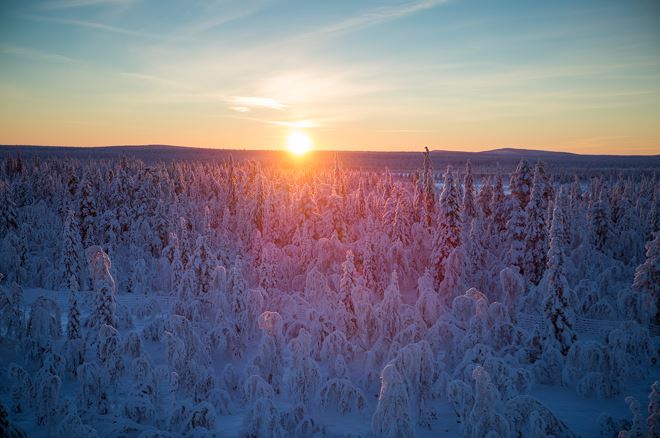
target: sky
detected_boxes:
[1,0,659,154]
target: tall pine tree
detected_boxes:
[633,232,660,325]
[67,290,81,340]
[510,159,533,209]
[523,164,549,285]
[462,160,476,222]
[431,167,461,288]
[61,210,82,292]
[542,200,576,355]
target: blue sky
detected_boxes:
[1,0,659,153]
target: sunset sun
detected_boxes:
[287,131,312,156]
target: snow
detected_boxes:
[1,152,659,437]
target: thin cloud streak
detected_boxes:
[23,15,178,41]
[227,96,286,110]
[119,72,190,89]
[39,0,134,10]
[312,0,449,36]
[266,120,323,129]
[0,45,78,64]
[177,1,272,36]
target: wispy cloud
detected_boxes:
[0,45,78,64]
[23,15,172,40]
[177,1,272,36]
[378,129,433,133]
[39,0,134,10]
[313,0,449,35]
[230,106,250,113]
[266,119,324,129]
[227,96,286,110]
[119,72,189,88]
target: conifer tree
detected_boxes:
[78,176,97,248]
[66,290,81,340]
[85,248,116,328]
[431,166,461,288]
[193,235,213,295]
[61,210,82,292]
[588,190,612,253]
[491,173,508,240]
[507,195,526,275]
[5,281,24,339]
[543,200,576,355]
[96,275,116,328]
[379,271,403,341]
[633,232,660,325]
[339,250,358,338]
[0,184,18,237]
[510,159,533,209]
[421,147,435,224]
[477,177,493,218]
[462,160,477,222]
[523,165,549,285]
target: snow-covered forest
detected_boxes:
[0,150,658,437]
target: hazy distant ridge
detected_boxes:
[1,145,658,172]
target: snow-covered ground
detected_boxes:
[1,153,659,437]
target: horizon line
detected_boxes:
[2,143,660,157]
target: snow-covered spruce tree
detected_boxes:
[1,228,29,285]
[421,146,435,226]
[85,247,116,328]
[34,369,61,426]
[633,232,659,325]
[462,160,477,223]
[536,161,553,209]
[431,166,461,288]
[542,200,576,355]
[67,290,81,340]
[372,363,414,437]
[490,172,508,239]
[286,355,321,404]
[500,266,525,319]
[3,281,24,339]
[588,189,612,253]
[477,176,493,218]
[95,271,116,328]
[465,366,510,438]
[523,164,549,285]
[507,194,527,276]
[554,186,571,251]
[97,324,123,386]
[192,235,213,295]
[0,183,18,237]
[126,256,147,294]
[339,250,359,339]
[378,271,403,342]
[60,209,83,292]
[392,340,436,427]
[78,175,97,249]
[415,269,441,327]
[510,159,533,209]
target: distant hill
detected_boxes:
[1,144,659,174]
[480,148,579,158]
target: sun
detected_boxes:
[287,131,312,156]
